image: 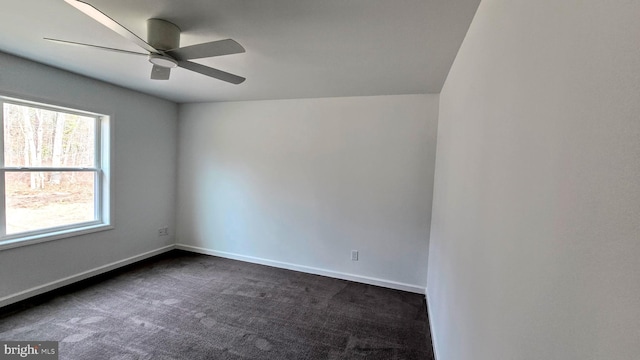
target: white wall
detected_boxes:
[177,95,438,291]
[428,1,640,359]
[0,52,178,304]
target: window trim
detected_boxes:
[0,94,113,251]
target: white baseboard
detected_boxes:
[175,244,425,294]
[0,245,175,308]
[425,288,440,360]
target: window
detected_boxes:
[0,96,111,248]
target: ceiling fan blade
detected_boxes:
[178,61,245,84]
[166,39,245,61]
[44,38,148,56]
[64,0,158,53]
[150,65,171,80]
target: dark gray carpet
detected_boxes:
[0,251,434,359]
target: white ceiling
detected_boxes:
[0,0,480,103]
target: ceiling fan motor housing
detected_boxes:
[147,18,180,51]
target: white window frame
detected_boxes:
[0,95,112,250]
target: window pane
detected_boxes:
[5,171,96,235]
[3,103,95,168]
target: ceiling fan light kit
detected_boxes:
[148,54,178,69]
[48,0,245,83]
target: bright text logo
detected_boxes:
[0,342,58,359]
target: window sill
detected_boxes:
[0,223,113,251]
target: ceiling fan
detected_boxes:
[45,0,245,84]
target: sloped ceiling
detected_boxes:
[0,0,480,103]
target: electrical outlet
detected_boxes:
[351,250,359,261]
[158,227,168,236]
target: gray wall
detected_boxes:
[177,95,438,291]
[428,1,640,359]
[0,52,178,303]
